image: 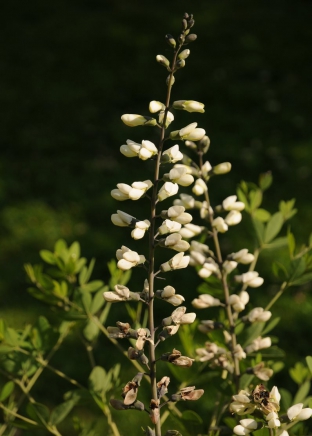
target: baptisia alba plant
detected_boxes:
[106,11,312,436]
[2,11,312,436]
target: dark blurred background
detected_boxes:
[1,0,312,405]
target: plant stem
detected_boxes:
[200,152,240,390]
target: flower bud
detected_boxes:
[149,100,165,113]
[160,252,190,272]
[178,49,190,60]
[172,100,205,113]
[156,54,170,69]
[121,114,157,127]
[158,182,179,201]
[185,34,197,43]
[165,34,176,48]
[212,217,228,233]
[192,178,207,196]
[225,210,242,226]
[161,144,183,163]
[212,162,232,174]
[176,59,185,69]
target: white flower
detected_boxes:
[179,223,203,239]
[252,362,273,381]
[189,241,210,266]
[120,139,141,157]
[165,205,193,224]
[158,110,174,127]
[192,294,221,309]
[212,162,231,174]
[121,114,157,127]
[201,161,212,178]
[222,195,245,211]
[103,284,130,302]
[149,100,165,113]
[161,144,183,163]
[235,271,264,288]
[229,249,254,264]
[172,100,205,113]
[158,182,179,201]
[131,220,151,240]
[170,122,206,141]
[111,210,135,227]
[166,167,194,186]
[223,260,238,274]
[229,291,249,312]
[266,412,281,428]
[198,259,220,279]
[212,217,228,233]
[155,286,185,306]
[158,219,182,235]
[192,178,207,196]
[247,307,272,323]
[287,403,312,421]
[116,246,145,270]
[173,193,195,209]
[139,140,158,160]
[234,419,258,435]
[270,386,281,408]
[234,344,246,360]
[111,180,153,201]
[164,233,190,252]
[160,252,190,272]
[245,336,272,354]
[225,210,242,226]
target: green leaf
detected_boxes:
[181,410,203,425]
[272,261,289,280]
[287,230,296,257]
[306,356,312,376]
[264,237,288,250]
[83,320,99,342]
[261,317,280,335]
[54,239,68,255]
[89,366,107,393]
[264,212,284,243]
[49,399,76,426]
[242,322,264,348]
[294,380,311,404]
[280,388,292,411]
[237,187,250,212]
[290,272,312,286]
[26,402,50,426]
[251,217,265,244]
[81,280,104,293]
[39,250,56,265]
[0,344,15,354]
[90,290,105,314]
[69,241,80,260]
[81,290,92,312]
[249,189,263,211]
[259,172,273,191]
[74,257,87,274]
[0,381,14,401]
[239,374,254,390]
[79,258,96,286]
[253,208,271,222]
[290,362,309,384]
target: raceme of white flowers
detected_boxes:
[105,12,312,436]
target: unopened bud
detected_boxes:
[156,55,170,70]
[182,18,188,30]
[178,49,190,60]
[176,59,186,69]
[165,34,176,48]
[185,34,197,43]
[166,75,175,87]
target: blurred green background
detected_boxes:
[1,0,312,427]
